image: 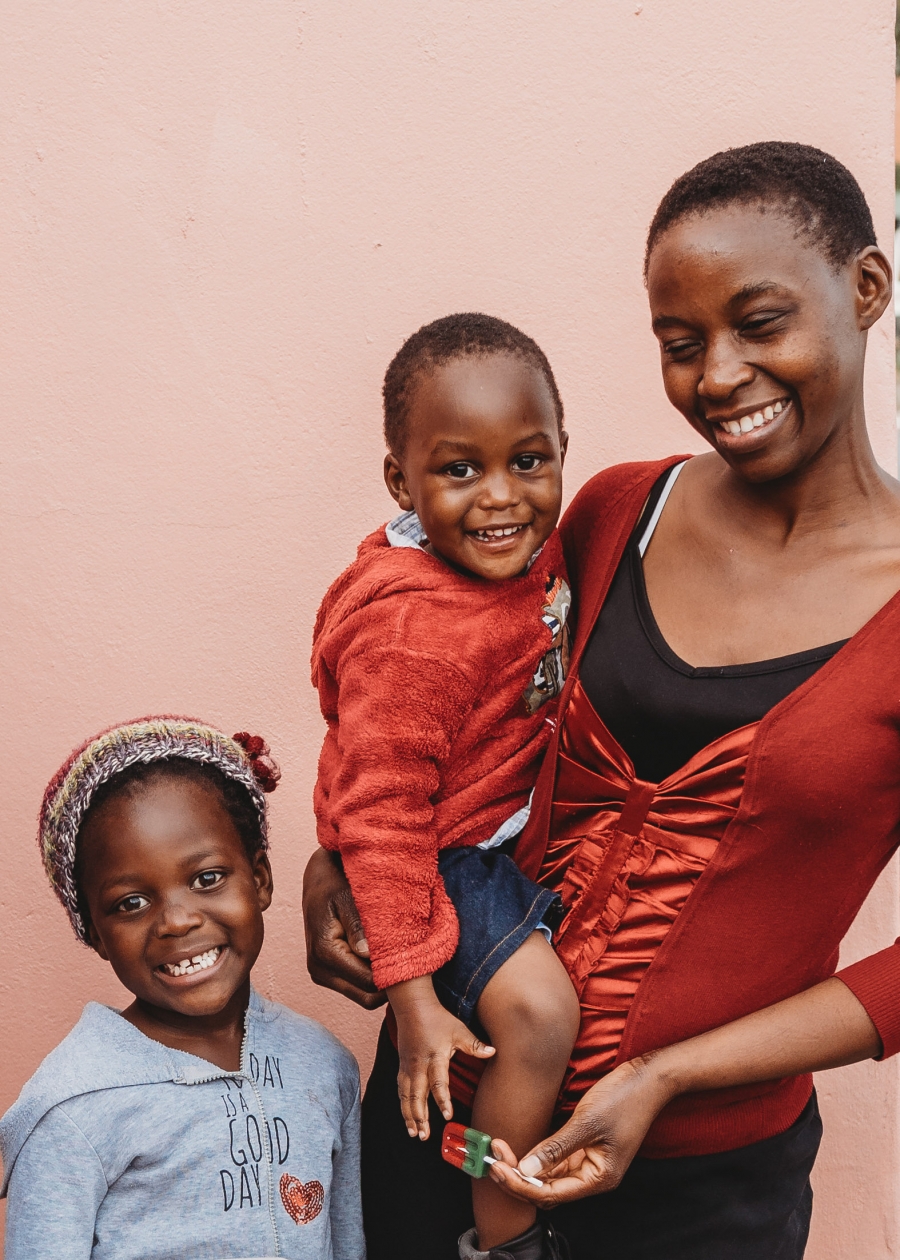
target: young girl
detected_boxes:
[1,718,364,1260]
[312,314,580,1260]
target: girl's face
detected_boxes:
[384,353,566,580]
[646,204,891,482]
[79,775,272,1024]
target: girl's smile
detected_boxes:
[157,943,226,980]
[78,774,272,1058]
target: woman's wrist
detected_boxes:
[632,1042,702,1105]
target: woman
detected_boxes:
[303,142,900,1259]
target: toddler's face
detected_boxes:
[384,353,566,580]
[78,776,272,1022]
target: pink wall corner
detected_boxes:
[0,2,897,1254]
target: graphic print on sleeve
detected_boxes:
[523,573,572,714]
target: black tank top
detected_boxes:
[578,465,847,783]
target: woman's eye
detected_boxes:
[116,895,150,914]
[742,315,782,336]
[664,339,701,360]
[192,870,226,891]
[513,454,543,472]
[444,462,477,479]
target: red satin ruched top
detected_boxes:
[542,678,757,1107]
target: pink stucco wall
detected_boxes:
[1,2,897,1254]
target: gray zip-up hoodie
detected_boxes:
[0,989,364,1260]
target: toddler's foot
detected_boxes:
[458,1220,569,1260]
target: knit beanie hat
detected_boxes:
[39,717,280,944]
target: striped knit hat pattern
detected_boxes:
[39,717,280,944]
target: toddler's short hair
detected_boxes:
[383,312,564,457]
[39,718,279,944]
[644,141,877,277]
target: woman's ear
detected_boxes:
[855,246,892,330]
[559,430,569,466]
[383,453,414,511]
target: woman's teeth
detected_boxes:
[718,399,784,436]
[473,525,525,541]
[161,946,222,977]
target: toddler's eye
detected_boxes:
[116,894,150,914]
[513,454,543,472]
[444,462,477,479]
[192,870,226,891]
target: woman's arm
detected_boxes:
[489,975,880,1207]
[302,847,386,1009]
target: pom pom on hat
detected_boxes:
[39,717,280,944]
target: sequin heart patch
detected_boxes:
[279,1173,324,1225]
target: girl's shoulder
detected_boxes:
[249,993,360,1100]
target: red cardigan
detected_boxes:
[312,526,568,990]
[515,458,900,1156]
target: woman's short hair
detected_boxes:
[645,141,877,277]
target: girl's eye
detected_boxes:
[513,454,543,472]
[116,894,150,914]
[192,870,226,891]
[444,462,477,479]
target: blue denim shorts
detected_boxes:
[432,839,561,1025]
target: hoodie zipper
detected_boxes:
[174,1009,282,1257]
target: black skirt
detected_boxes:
[361,1023,821,1260]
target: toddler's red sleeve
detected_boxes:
[325,635,476,990]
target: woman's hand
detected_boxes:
[387,976,495,1140]
[487,1056,672,1207]
[302,848,386,1009]
[490,975,882,1206]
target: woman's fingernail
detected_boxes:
[519,1156,542,1178]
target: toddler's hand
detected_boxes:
[387,977,495,1140]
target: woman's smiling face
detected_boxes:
[646,204,891,482]
[79,774,272,1023]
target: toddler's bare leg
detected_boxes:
[470,932,580,1250]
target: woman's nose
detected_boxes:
[697,333,754,400]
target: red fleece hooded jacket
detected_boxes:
[311,525,569,990]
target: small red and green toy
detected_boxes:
[441,1123,543,1187]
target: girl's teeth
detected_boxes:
[764,406,774,421]
[163,946,222,976]
[740,415,754,433]
[774,401,783,414]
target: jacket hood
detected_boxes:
[0,989,272,1195]
[311,525,474,684]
